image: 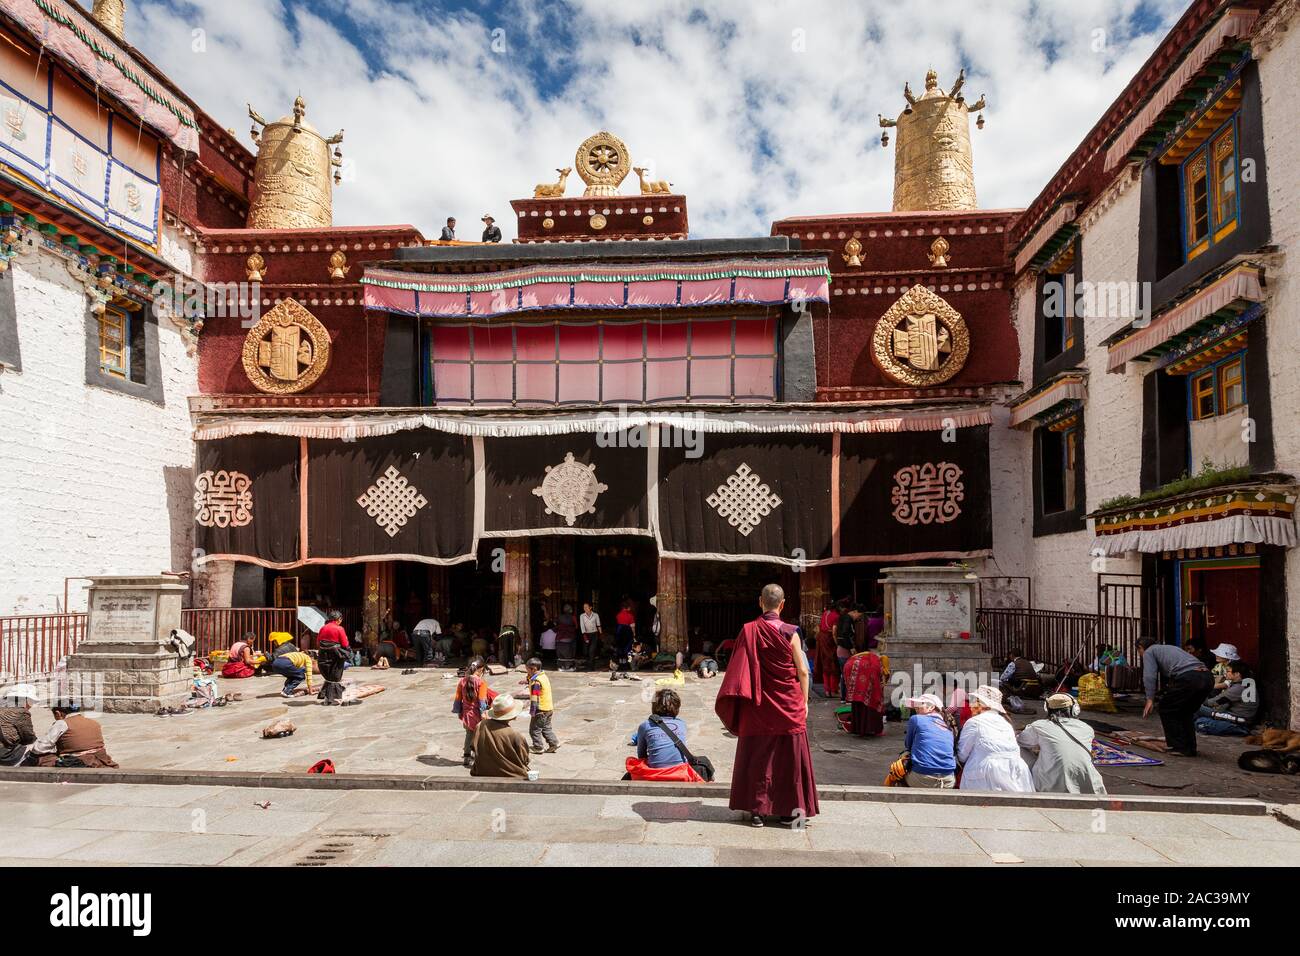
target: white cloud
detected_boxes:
[133,0,1185,239]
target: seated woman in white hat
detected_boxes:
[0,684,40,766]
[1210,643,1242,691]
[1017,693,1107,794]
[956,685,1034,792]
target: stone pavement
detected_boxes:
[1,779,1299,867]
[25,665,1299,803]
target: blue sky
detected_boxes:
[132,0,1189,239]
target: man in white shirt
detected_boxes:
[580,602,602,667]
[1017,693,1107,794]
[539,623,557,660]
[413,617,441,667]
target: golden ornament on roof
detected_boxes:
[245,252,266,282]
[242,298,332,394]
[871,284,969,386]
[842,238,864,268]
[880,69,987,212]
[534,168,572,198]
[576,131,630,197]
[328,250,349,280]
[928,237,951,268]
[246,97,345,229]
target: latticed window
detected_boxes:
[98,307,129,378]
[427,314,779,406]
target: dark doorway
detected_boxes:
[572,536,659,635]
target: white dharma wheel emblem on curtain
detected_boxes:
[194,470,253,528]
[533,452,608,526]
[707,463,782,537]
[892,462,964,525]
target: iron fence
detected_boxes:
[0,613,87,679]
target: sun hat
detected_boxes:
[1,683,40,705]
[1209,643,1240,661]
[488,693,526,721]
[905,693,944,712]
[970,684,1006,714]
[481,214,495,222]
[1044,692,1078,714]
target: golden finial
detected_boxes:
[328,250,349,280]
[245,253,265,282]
[928,237,951,269]
[246,98,345,229]
[882,70,988,212]
[91,0,125,40]
[842,238,864,268]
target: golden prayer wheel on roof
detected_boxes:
[246,97,345,230]
[881,69,987,212]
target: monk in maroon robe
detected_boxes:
[715,584,819,827]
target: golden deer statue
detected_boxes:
[632,166,672,194]
[533,167,572,198]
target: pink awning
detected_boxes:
[1008,375,1087,428]
[1107,265,1264,371]
[1013,202,1078,275]
[1104,7,1259,171]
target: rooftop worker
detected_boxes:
[0,683,40,767]
[31,701,118,769]
[469,694,531,778]
[715,583,818,829]
[1137,635,1214,757]
[440,216,456,241]
[481,214,502,243]
[1017,693,1107,794]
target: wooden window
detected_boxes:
[1212,125,1238,242]
[1062,426,1078,513]
[98,307,128,378]
[1184,153,1210,259]
[1219,357,1245,412]
[1190,369,1217,420]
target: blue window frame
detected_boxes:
[1179,114,1240,262]
[1185,349,1247,422]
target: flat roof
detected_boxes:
[381,236,811,271]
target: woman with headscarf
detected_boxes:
[221,633,262,678]
[956,685,1034,792]
[0,684,40,766]
[841,647,886,736]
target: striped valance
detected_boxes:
[1090,485,1297,556]
[1106,265,1264,372]
[192,405,992,442]
[362,258,831,320]
[1104,6,1259,171]
[1013,201,1078,275]
[1007,374,1087,429]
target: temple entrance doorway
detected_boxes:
[569,536,658,638]
[686,561,801,654]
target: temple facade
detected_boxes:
[3,0,1299,725]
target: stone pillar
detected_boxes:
[879,565,989,706]
[191,560,235,609]
[500,538,531,651]
[798,566,830,640]
[656,557,687,653]
[64,575,190,713]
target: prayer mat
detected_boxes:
[1092,738,1164,767]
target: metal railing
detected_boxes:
[977,606,1144,691]
[181,608,300,657]
[0,613,87,679]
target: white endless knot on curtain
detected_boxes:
[891,462,964,525]
[357,466,428,537]
[707,463,782,537]
[532,452,609,526]
[194,470,253,528]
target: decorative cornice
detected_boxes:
[1251,0,1300,54]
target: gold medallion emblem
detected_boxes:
[589,213,607,231]
[871,284,969,386]
[241,298,331,394]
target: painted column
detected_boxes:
[533,536,575,621]
[363,561,394,647]
[500,538,531,651]
[656,556,687,654]
[427,565,449,624]
[798,566,829,639]
[191,560,235,609]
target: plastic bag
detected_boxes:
[1077,672,1117,713]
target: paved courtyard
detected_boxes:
[17,665,1300,803]
[1,779,1299,866]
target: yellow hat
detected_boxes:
[268,631,294,646]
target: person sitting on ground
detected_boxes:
[1017,693,1107,794]
[439,623,463,659]
[1209,643,1241,690]
[841,646,886,737]
[221,632,263,678]
[957,685,1034,792]
[902,694,957,788]
[31,702,118,768]
[269,631,313,697]
[626,688,705,781]
[455,656,497,768]
[1196,660,1257,737]
[469,694,531,778]
[471,628,490,660]
[0,683,39,767]
[998,647,1044,699]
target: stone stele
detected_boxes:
[877,565,991,706]
[64,575,191,713]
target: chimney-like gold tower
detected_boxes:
[880,69,987,212]
[91,0,125,39]
[246,97,344,230]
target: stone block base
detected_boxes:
[65,644,190,714]
[884,641,994,703]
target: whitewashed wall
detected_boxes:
[1255,10,1300,725]
[0,247,198,614]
